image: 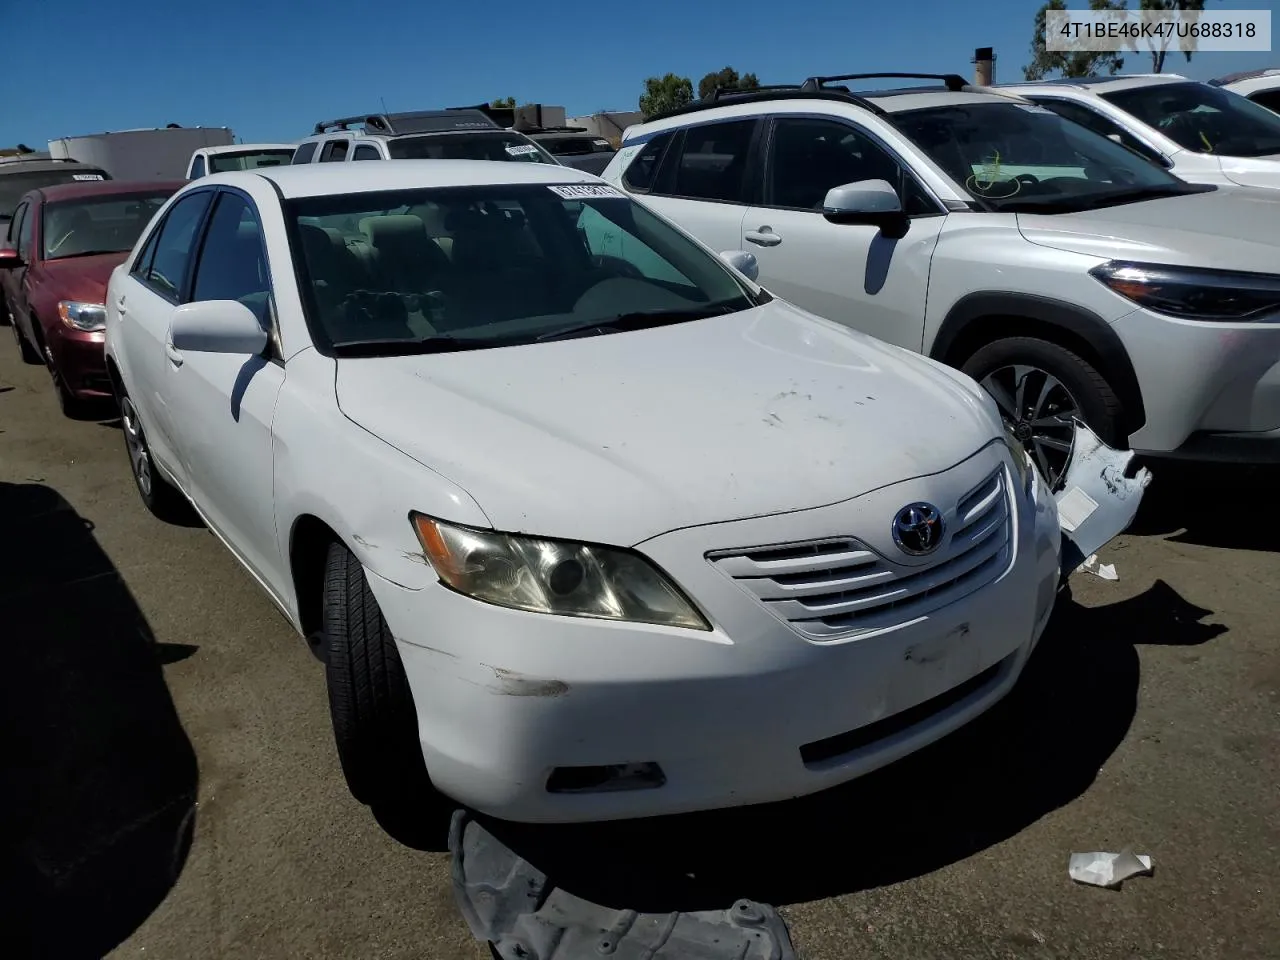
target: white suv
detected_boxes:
[602,72,1280,475]
[996,75,1280,191]
[290,108,559,166]
[1212,68,1280,115]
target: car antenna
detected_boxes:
[380,96,390,115]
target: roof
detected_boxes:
[0,158,109,175]
[36,180,187,203]
[198,143,296,156]
[218,159,603,199]
[996,74,1190,94]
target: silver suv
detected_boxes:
[290,109,560,166]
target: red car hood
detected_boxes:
[38,252,128,304]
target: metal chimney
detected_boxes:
[973,47,996,86]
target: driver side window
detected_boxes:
[767,118,937,215]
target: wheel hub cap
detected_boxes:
[979,364,1082,487]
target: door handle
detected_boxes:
[165,342,183,367]
[115,294,127,315]
[744,228,781,247]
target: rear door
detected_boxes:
[620,118,763,255]
[113,188,215,487]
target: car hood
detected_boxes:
[1016,187,1280,272]
[335,300,1002,546]
[37,252,128,303]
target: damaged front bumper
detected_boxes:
[1053,420,1153,584]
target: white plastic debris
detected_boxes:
[1079,554,1119,581]
[1069,851,1154,888]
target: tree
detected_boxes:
[1024,0,1128,80]
[1140,0,1207,73]
[491,96,516,109]
[639,73,694,119]
[697,67,761,101]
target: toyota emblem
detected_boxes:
[892,502,945,556]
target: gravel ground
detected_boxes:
[1,342,1276,960]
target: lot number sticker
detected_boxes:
[547,184,623,199]
[72,174,105,181]
[505,143,539,156]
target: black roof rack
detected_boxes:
[312,109,499,136]
[1209,67,1280,86]
[800,72,968,93]
[646,87,889,124]
[709,83,804,102]
[524,125,593,135]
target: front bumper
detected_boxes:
[48,327,110,399]
[371,442,1066,823]
[1113,307,1280,455]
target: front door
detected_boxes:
[740,116,945,352]
[4,202,33,334]
[162,189,287,593]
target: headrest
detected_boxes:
[359,214,427,244]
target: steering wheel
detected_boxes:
[594,255,645,280]
[1013,173,1041,187]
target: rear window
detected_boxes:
[0,168,110,219]
[208,149,296,173]
[386,133,557,164]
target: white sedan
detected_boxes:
[103,161,1142,823]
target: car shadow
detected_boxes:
[1129,458,1280,552]
[467,580,1224,913]
[0,481,199,960]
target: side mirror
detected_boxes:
[170,300,268,355]
[822,179,909,239]
[0,246,23,268]
[719,249,759,282]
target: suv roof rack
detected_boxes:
[1210,67,1280,86]
[524,125,593,135]
[312,109,499,136]
[801,72,969,93]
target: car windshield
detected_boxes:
[42,191,175,260]
[0,168,109,220]
[287,183,761,354]
[208,149,295,173]
[386,133,558,164]
[894,101,1203,212]
[1102,81,1280,158]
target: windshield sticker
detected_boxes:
[505,143,539,156]
[72,174,105,181]
[964,150,1022,200]
[593,139,612,147]
[1016,104,1054,115]
[547,183,624,199]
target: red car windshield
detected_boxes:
[42,191,175,260]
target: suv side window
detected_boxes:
[665,119,758,203]
[319,139,350,162]
[1028,98,1168,167]
[141,191,214,302]
[351,144,381,161]
[621,132,675,192]
[292,142,318,165]
[767,117,937,215]
[1249,90,1280,114]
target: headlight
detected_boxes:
[57,300,107,331]
[410,514,710,630]
[1090,260,1280,321]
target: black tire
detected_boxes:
[961,336,1124,486]
[13,315,42,365]
[117,389,196,523]
[323,541,442,812]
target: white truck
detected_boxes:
[48,126,234,181]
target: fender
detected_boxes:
[930,291,1146,434]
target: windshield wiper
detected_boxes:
[536,306,732,343]
[49,249,126,260]
[331,335,507,357]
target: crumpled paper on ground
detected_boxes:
[1079,554,1119,581]
[1069,850,1154,888]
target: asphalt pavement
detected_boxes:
[1,340,1277,960]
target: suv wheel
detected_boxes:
[323,541,446,817]
[961,336,1123,488]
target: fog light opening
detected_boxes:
[546,762,666,794]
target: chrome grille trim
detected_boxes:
[706,467,1014,641]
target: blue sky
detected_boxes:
[2,0,1276,147]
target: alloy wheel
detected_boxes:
[120,397,153,498]
[980,364,1081,488]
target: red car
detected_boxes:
[0,180,185,416]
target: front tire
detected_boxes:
[12,315,42,365]
[323,541,443,812]
[962,336,1124,488]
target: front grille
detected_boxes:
[707,468,1013,641]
